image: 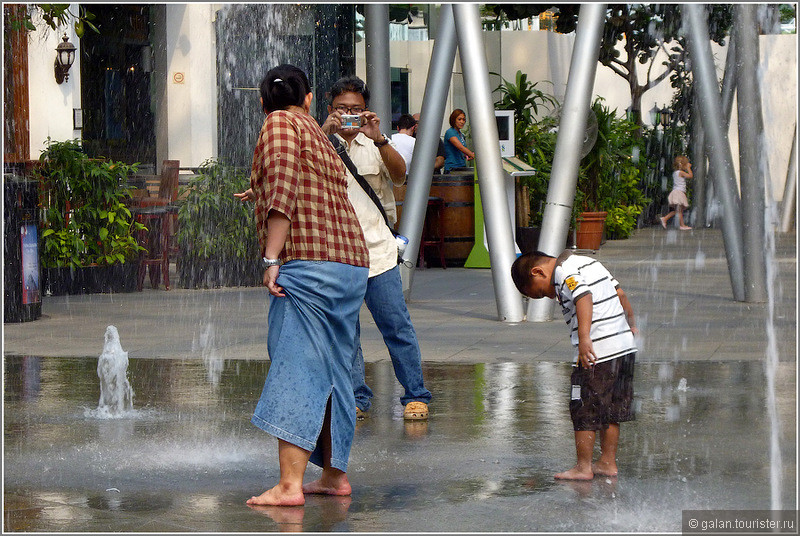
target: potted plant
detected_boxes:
[574,98,650,249]
[36,138,145,294]
[176,159,261,288]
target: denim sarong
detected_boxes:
[251,260,368,472]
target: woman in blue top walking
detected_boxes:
[442,108,474,172]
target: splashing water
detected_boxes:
[92,325,134,418]
[197,321,223,387]
[757,19,784,509]
[762,157,784,512]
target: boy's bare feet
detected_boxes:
[554,466,594,481]
[302,474,352,496]
[246,485,305,507]
[592,460,618,477]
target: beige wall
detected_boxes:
[27,5,83,158]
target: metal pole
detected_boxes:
[684,4,746,301]
[527,3,606,322]
[691,96,707,227]
[779,126,797,233]
[704,23,736,228]
[452,3,524,323]
[721,27,737,130]
[735,4,768,303]
[364,4,392,130]
[398,4,457,298]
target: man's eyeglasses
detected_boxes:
[334,105,365,114]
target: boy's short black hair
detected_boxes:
[397,113,417,131]
[328,75,370,107]
[510,251,554,294]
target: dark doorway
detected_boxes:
[79,4,155,172]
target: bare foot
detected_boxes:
[554,466,594,481]
[660,217,667,229]
[302,474,352,496]
[592,460,618,477]
[246,484,305,506]
[680,225,692,230]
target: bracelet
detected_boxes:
[374,135,390,148]
[262,257,281,268]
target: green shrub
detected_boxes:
[37,138,145,268]
[578,98,650,239]
[176,159,260,288]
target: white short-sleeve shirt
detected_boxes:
[553,252,637,364]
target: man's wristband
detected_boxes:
[374,135,390,148]
[262,257,281,268]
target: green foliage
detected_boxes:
[176,159,260,288]
[37,138,145,268]
[577,98,651,239]
[8,4,98,37]
[780,4,796,25]
[518,115,560,227]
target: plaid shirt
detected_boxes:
[250,110,368,268]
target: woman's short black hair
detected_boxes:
[260,64,311,113]
[328,75,370,107]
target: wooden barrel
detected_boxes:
[394,171,474,266]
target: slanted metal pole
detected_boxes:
[684,4,746,302]
[779,127,797,233]
[364,4,392,130]
[704,28,737,228]
[721,27,737,130]
[691,96,707,227]
[735,4,768,303]
[452,3,524,323]
[399,4,457,298]
[527,3,606,322]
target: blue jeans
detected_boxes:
[351,265,432,411]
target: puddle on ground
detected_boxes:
[4,356,796,532]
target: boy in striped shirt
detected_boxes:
[511,250,638,480]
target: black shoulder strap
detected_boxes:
[329,134,392,230]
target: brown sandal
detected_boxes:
[403,401,429,420]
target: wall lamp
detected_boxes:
[54,33,76,84]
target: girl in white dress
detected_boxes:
[660,155,693,230]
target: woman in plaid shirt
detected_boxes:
[246,64,369,507]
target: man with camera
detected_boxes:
[321,75,432,422]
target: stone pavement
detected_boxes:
[4,227,797,365]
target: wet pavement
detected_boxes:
[4,357,797,532]
[3,227,798,532]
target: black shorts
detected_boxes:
[569,353,635,431]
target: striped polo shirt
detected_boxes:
[552,251,637,364]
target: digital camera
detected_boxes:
[340,114,363,130]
